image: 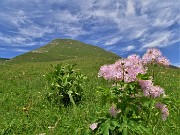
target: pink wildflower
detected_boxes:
[157,56,170,66]
[98,64,119,80]
[109,104,119,117]
[142,48,162,64]
[142,48,170,66]
[139,80,164,98]
[89,123,98,130]
[98,54,146,83]
[139,80,153,96]
[150,85,164,98]
[155,103,169,121]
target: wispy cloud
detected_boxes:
[104,37,122,46]
[18,25,53,38]
[121,45,135,52]
[0,0,179,63]
[142,31,180,49]
[0,33,27,44]
[0,47,29,53]
[126,0,136,16]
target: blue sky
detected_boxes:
[0,0,179,66]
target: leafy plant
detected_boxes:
[46,63,87,106]
[89,49,171,135]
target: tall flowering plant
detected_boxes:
[142,48,170,79]
[89,48,170,135]
[142,48,170,66]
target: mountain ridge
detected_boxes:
[1,39,179,69]
[9,38,120,63]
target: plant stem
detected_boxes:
[123,119,128,135]
[69,93,77,108]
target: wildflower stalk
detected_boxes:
[68,92,77,108]
[90,48,170,134]
[123,119,128,135]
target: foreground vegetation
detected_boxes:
[0,39,179,134]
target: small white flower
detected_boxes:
[89,123,98,130]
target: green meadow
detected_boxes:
[0,39,179,134]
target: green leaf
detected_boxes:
[101,121,110,135]
[129,84,134,90]
[55,83,60,88]
[110,120,119,130]
[128,120,151,134]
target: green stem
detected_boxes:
[123,119,128,135]
[68,93,76,107]
[123,127,128,135]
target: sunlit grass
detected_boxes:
[0,39,179,134]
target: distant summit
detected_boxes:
[169,65,180,69]
[8,39,120,63]
[0,58,10,64]
[0,58,9,60]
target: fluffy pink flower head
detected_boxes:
[89,123,98,130]
[155,103,169,121]
[124,54,146,82]
[142,48,170,66]
[142,48,162,64]
[98,54,146,83]
[157,56,170,66]
[98,64,116,80]
[150,85,164,98]
[139,80,164,98]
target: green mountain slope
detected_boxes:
[0,58,9,64]
[10,39,119,63]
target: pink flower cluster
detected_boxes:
[96,48,170,123]
[155,103,169,121]
[98,54,146,83]
[89,123,98,130]
[142,48,170,66]
[139,80,164,98]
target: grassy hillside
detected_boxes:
[0,39,179,135]
[9,39,119,63]
[0,58,9,64]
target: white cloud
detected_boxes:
[142,32,171,48]
[0,33,27,44]
[18,25,53,38]
[54,10,80,23]
[126,0,135,16]
[0,32,47,47]
[104,37,122,46]
[121,45,135,52]
[12,48,29,52]
[0,10,30,27]
[0,47,29,53]
[153,18,174,28]
[0,0,179,53]
[142,31,179,49]
[53,23,87,38]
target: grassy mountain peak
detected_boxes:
[10,39,120,63]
